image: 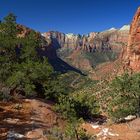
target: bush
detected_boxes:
[107,73,140,121]
[0,87,11,101]
[43,122,96,140]
[55,88,100,120]
[65,120,95,140]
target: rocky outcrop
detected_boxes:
[123,7,140,72]
[17,24,31,38]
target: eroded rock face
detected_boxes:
[92,28,129,52]
[128,7,140,46]
[42,26,129,74]
[123,7,140,72]
[15,23,130,77]
[43,28,129,53]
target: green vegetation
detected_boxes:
[55,88,100,120]
[0,13,55,97]
[77,72,140,122]
[64,72,140,122]
[64,119,95,140]
[107,73,140,121]
[44,119,95,140]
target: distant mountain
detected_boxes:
[42,25,129,78]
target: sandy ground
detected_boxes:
[83,119,140,140]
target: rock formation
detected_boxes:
[43,27,129,53]
[42,26,129,75]
[123,7,140,72]
[17,24,31,38]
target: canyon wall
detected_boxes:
[43,26,129,53]
[42,26,129,74]
[123,7,140,72]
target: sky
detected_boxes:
[0,0,140,34]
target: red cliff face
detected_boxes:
[123,7,140,72]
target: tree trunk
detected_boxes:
[74,128,79,140]
[10,85,17,96]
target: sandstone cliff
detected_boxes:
[123,7,140,72]
[43,27,129,53]
[42,26,129,75]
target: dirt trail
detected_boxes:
[24,99,59,139]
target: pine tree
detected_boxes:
[0,13,18,82]
[0,13,54,97]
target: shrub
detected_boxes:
[55,88,100,120]
[107,73,140,121]
[0,87,11,101]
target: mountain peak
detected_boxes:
[108,27,117,31]
[120,25,130,31]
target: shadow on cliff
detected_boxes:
[38,37,85,75]
[49,57,84,74]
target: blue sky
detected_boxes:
[0,0,140,34]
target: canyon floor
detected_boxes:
[0,98,140,140]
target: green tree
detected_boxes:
[6,58,53,95]
[107,73,140,121]
[55,88,100,121]
[65,119,95,140]
[0,13,58,98]
[3,13,17,37]
[0,13,18,82]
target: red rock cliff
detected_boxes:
[123,7,140,72]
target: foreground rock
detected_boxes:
[0,99,60,140]
[7,130,25,139]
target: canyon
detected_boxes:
[16,7,140,79]
[41,25,129,78]
[42,6,140,78]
